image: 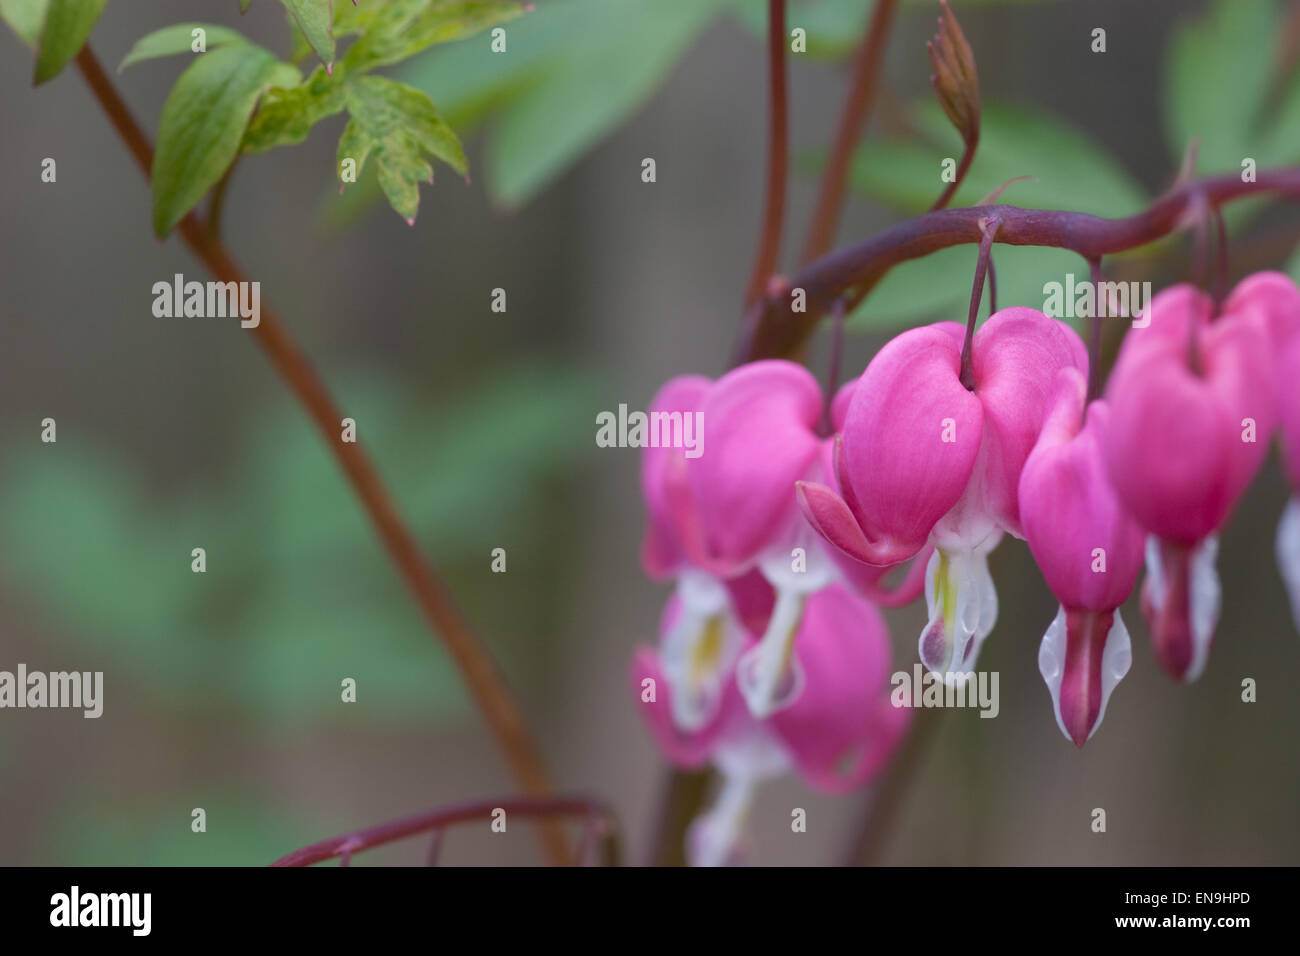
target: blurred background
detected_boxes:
[0,0,1297,866]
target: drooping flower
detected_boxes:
[1019,368,1144,746]
[646,361,924,721]
[1221,272,1300,637]
[798,308,1087,680]
[1104,281,1277,680]
[631,583,907,866]
[640,375,748,731]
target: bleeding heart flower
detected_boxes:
[651,361,922,720]
[798,307,1087,680]
[631,583,906,866]
[1020,368,1144,746]
[639,375,746,731]
[1225,272,1300,637]
[1104,281,1275,680]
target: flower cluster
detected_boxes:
[632,272,1300,864]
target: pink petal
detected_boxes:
[838,324,984,558]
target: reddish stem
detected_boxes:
[741,171,1300,361]
[744,0,790,305]
[72,46,570,866]
[799,0,900,264]
[271,796,619,867]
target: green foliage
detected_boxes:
[33,0,105,83]
[0,0,48,46]
[340,0,522,75]
[242,67,347,153]
[118,23,248,72]
[338,76,466,220]
[280,0,335,69]
[842,101,1146,217]
[1163,0,1279,173]
[152,45,300,236]
[404,0,722,208]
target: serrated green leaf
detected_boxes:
[240,0,253,11]
[118,23,248,72]
[0,0,49,46]
[279,0,334,67]
[1163,0,1275,173]
[33,0,105,84]
[338,75,466,221]
[152,45,300,236]
[843,101,1146,217]
[242,66,346,153]
[341,0,523,76]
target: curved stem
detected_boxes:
[73,45,570,866]
[744,0,790,305]
[799,0,900,264]
[741,167,1300,360]
[271,795,618,867]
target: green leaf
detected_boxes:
[1163,0,1275,173]
[278,0,334,68]
[33,0,105,84]
[338,75,466,221]
[240,0,252,11]
[398,0,722,209]
[1287,243,1300,286]
[843,101,1146,217]
[152,45,300,236]
[118,23,249,72]
[0,0,49,46]
[485,0,721,207]
[242,66,346,154]
[1258,66,1300,166]
[341,0,523,76]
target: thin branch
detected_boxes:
[743,0,790,305]
[799,0,900,264]
[73,45,570,867]
[271,796,619,867]
[930,136,977,212]
[740,169,1300,361]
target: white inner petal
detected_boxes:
[920,544,1000,684]
[662,570,739,731]
[736,588,806,719]
[1186,534,1221,683]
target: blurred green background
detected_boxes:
[1,0,1298,865]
